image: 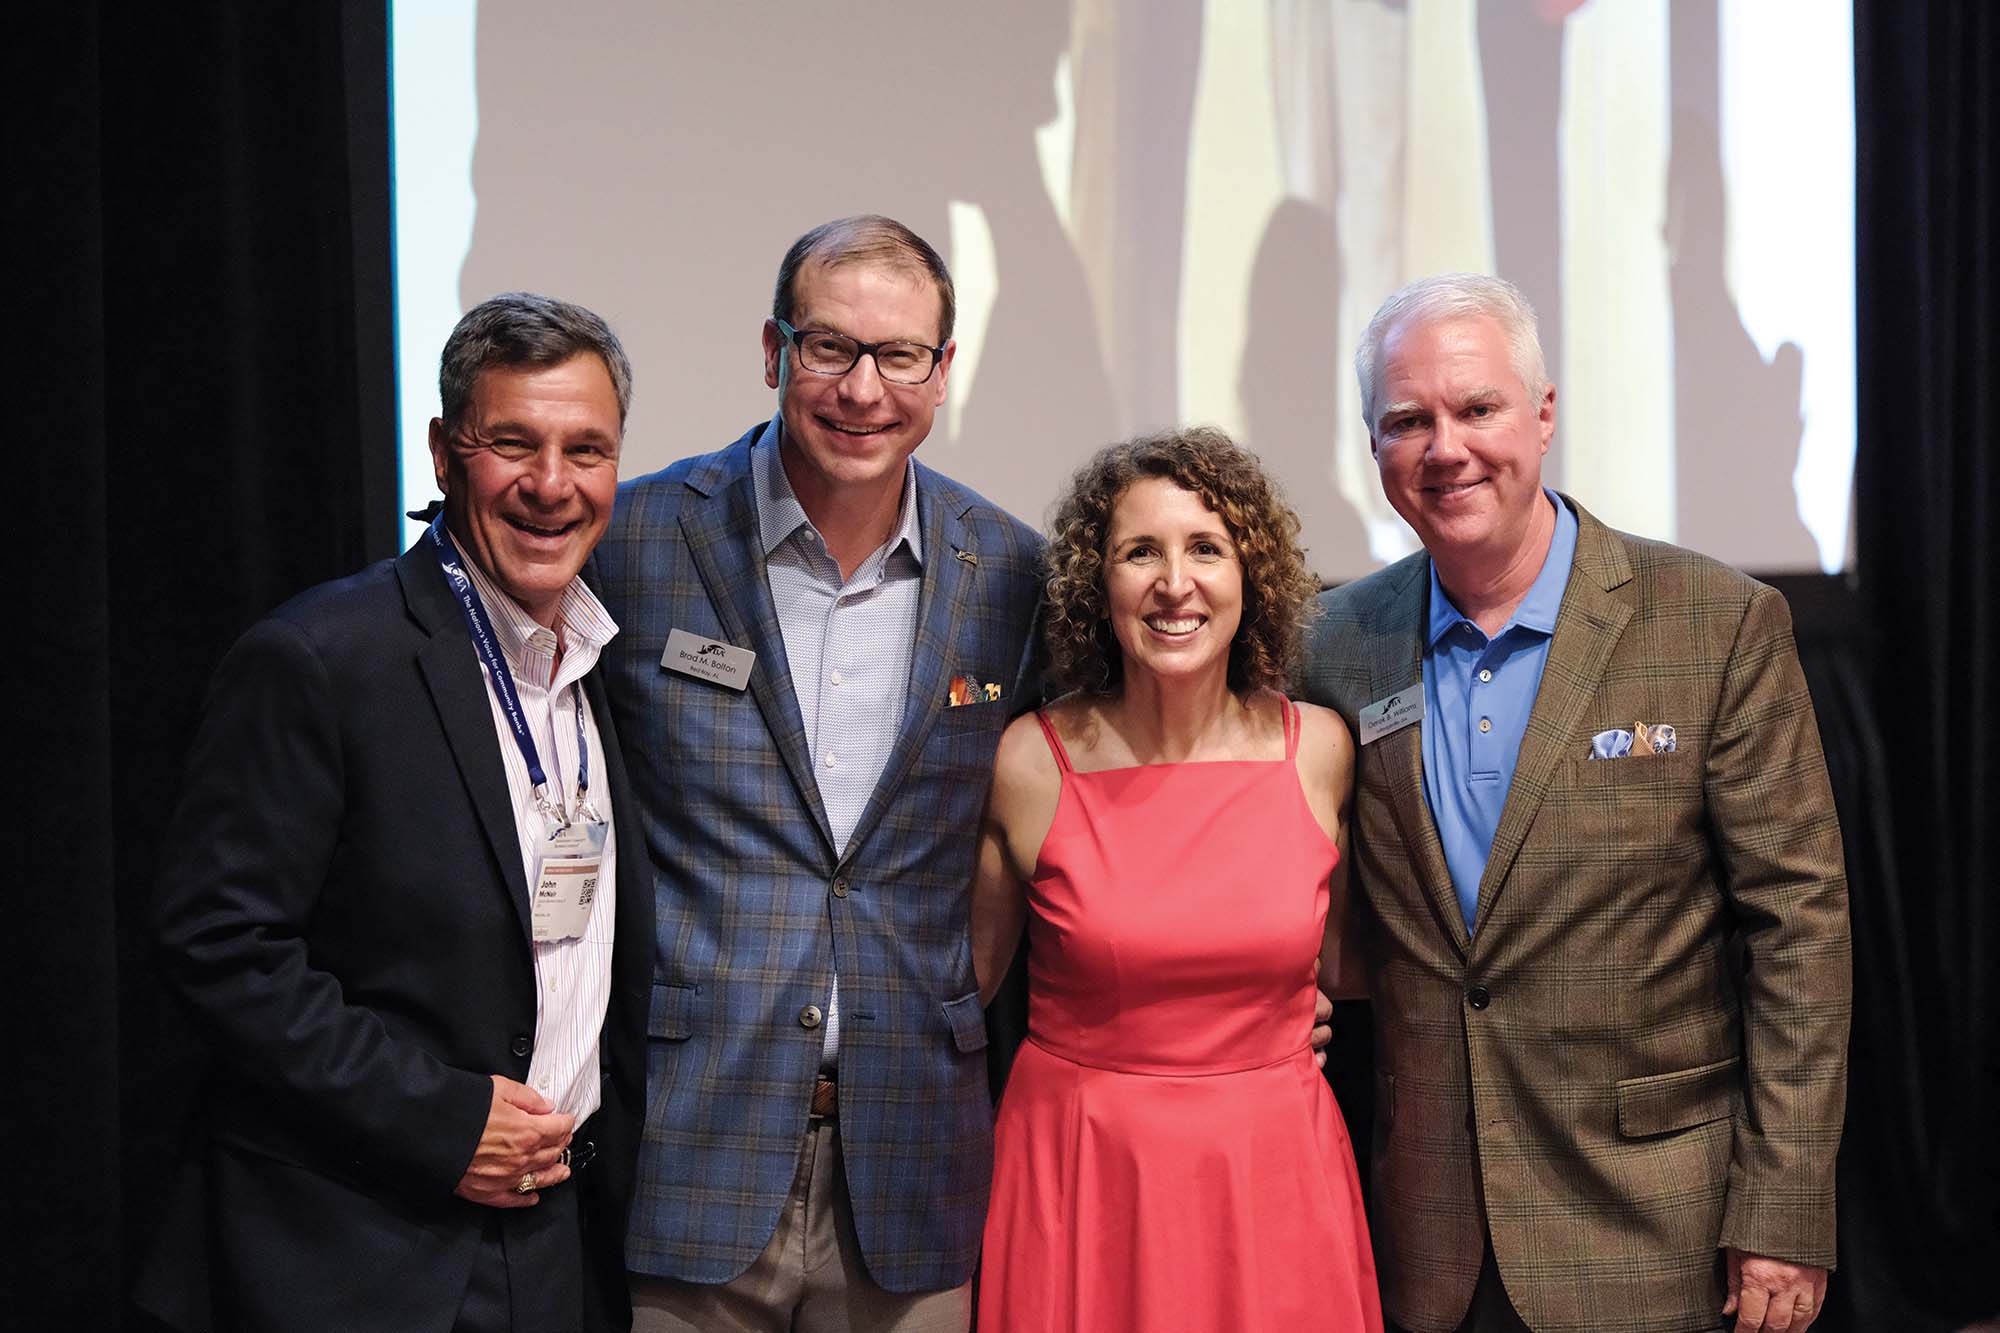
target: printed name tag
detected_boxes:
[532,817,606,943]
[1358,687,1424,745]
[662,628,755,692]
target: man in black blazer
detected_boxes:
[137,294,651,1332]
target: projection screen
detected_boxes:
[390,0,1854,581]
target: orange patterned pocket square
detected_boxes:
[948,674,1003,706]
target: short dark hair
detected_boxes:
[438,292,634,427]
[772,215,956,345]
[1043,427,1319,697]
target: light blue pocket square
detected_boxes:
[1591,728,1634,759]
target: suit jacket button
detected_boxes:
[831,877,849,898]
[1466,985,1491,1010]
[799,1005,824,1029]
[510,1034,532,1057]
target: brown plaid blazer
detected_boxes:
[1300,497,1850,1333]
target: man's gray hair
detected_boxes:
[439,292,634,427]
[1354,273,1546,433]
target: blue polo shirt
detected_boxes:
[1420,491,1577,933]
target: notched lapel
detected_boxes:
[677,466,835,853]
[1472,507,1635,931]
[1363,560,1469,958]
[402,556,535,938]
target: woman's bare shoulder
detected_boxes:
[1289,698,1354,796]
[1291,698,1353,750]
[994,709,1053,775]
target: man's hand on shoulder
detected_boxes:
[1724,1247,1828,1333]
[453,1075,575,1209]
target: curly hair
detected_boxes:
[1043,427,1319,697]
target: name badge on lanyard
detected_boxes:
[429,516,606,943]
[533,815,607,943]
[530,694,607,944]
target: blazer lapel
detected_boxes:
[1471,498,1634,930]
[1363,558,1471,959]
[838,470,973,866]
[399,548,535,937]
[678,442,836,854]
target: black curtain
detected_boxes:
[10,5,393,1327]
[8,2,1998,1328]
[1841,0,2000,1326]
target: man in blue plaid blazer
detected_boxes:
[592,217,1043,1330]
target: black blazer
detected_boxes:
[135,543,650,1332]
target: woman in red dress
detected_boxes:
[972,427,1384,1331]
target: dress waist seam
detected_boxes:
[1024,1034,1312,1078]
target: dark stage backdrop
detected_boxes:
[1843,0,2000,1324]
[10,5,396,1329]
[10,2,1995,1328]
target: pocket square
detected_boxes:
[1634,721,1676,754]
[948,674,1002,706]
[1589,722,1676,758]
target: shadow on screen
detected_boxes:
[1239,198,1375,586]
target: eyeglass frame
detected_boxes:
[773,318,948,385]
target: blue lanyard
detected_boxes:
[428,516,590,817]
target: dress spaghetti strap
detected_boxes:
[1034,710,1075,774]
[1281,695,1300,761]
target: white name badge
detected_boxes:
[532,817,607,943]
[662,628,755,692]
[1358,687,1424,746]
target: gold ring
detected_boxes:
[514,1172,538,1195]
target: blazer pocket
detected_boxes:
[941,989,989,1053]
[1565,750,1699,787]
[648,982,699,1041]
[1616,1055,1740,1137]
[931,698,1009,734]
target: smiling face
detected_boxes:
[429,353,621,627]
[1369,312,1556,568]
[1103,476,1246,688]
[762,259,955,513]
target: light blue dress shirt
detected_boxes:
[1420,491,1577,934]
[752,424,924,1065]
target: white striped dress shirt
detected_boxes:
[456,540,619,1121]
[753,428,923,1067]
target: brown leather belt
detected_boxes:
[810,1077,838,1119]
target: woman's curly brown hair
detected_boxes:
[1043,426,1320,697]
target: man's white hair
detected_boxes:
[1354,273,1547,433]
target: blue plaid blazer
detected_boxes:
[591,420,1043,1292]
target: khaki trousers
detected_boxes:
[630,1121,970,1333]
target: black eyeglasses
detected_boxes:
[775,319,945,385]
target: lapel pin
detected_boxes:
[955,549,978,568]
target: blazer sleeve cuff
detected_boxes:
[1720,1170,1840,1269]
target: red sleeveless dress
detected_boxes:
[979,699,1384,1331]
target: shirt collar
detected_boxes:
[1426,489,1578,648]
[450,525,620,678]
[752,415,924,567]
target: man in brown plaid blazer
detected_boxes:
[1300,274,1850,1333]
